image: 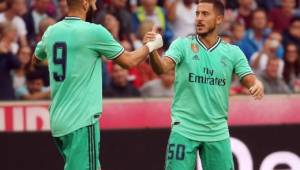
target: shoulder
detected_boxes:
[219,41,241,52]
[13,16,25,24]
[16,85,29,97]
[0,13,4,20]
[86,22,110,34]
[171,35,194,45]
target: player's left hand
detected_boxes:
[249,79,264,100]
[143,26,160,44]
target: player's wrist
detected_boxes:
[145,34,163,53]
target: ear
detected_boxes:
[82,0,89,11]
[90,0,97,11]
[216,15,224,25]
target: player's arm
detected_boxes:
[149,50,175,75]
[32,36,47,67]
[111,29,163,69]
[233,45,264,100]
[241,74,264,100]
[113,45,150,69]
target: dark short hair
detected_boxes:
[26,71,43,82]
[251,8,267,20]
[290,16,300,24]
[66,0,82,9]
[197,0,225,16]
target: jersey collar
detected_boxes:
[196,35,221,52]
[64,16,82,20]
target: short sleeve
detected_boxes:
[34,37,47,61]
[232,45,253,80]
[164,38,184,64]
[15,17,27,36]
[95,25,124,60]
[15,86,29,99]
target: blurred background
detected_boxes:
[0,0,300,170]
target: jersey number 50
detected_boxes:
[53,42,67,82]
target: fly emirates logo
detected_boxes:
[188,67,226,86]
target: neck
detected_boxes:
[67,10,86,20]
[198,31,219,49]
[283,8,293,15]
[145,7,155,15]
[5,10,14,20]
[239,6,251,15]
[2,38,12,45]
[254,29,264,39]
[35,9,44,15]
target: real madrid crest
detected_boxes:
[191,43,199,53]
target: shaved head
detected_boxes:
[66,0,82,9]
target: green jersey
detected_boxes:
[165,35,252,142]
[34,17,124,137]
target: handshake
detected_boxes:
[143,27,164,53]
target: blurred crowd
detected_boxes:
[0,0,300,101]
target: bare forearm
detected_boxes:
[20,36,28,47]
[241,74,256,89]
[114,45,149,69]
[130,45,149,66]
[21,91,51,100]
[251,54,262,69]
[150,50,166,75]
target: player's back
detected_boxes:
[43,17,104,137]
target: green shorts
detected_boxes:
[53,122,100,170]
[165,131,234,170]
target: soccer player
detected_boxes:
[147,0,264,169]
[33,0,163,170]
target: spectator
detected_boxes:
[269,0,298,32]
[0,22,18,54]
[16,70,50,100]
[34,17,56,46]
[239,9,270,60]
[22,0,51,45]
[231,22,246,44]
[256,0,281,11]
[282,16,300,48]
[166,0,196,38]
[56,0,68,21]
[104,63,141,98]
[0,0,28,47]
[259,58,291,94]
[283,43,300,92]
[251,31,285,77]
[220,31,233,43]
[236,0,257,29]
[12,46,31,90]
[132,0,173,46]
[140,69,174,97]
[0,0,6,12]
[96,0,134,41]
[103,13,120,39]
[0,23,20,100]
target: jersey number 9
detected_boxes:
[53,42,67,82]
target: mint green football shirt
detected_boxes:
[165,35,253,142]
[34,17,124,137]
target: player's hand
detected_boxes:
[249,79,264,100]
[143,26,158,44]
[144,26,163,52]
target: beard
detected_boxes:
[86,6,96,23]
[197,25,216,38]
